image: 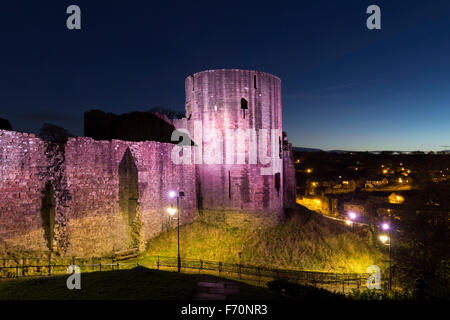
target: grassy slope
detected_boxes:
[140,208,386,273]
[0,267,284,300]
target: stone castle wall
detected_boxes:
[0,130,49,252]
[0,130,196,257]
[0,69,296,257]
[175,69,285,221]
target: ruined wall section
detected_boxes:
[0,130,49,252]
[282,133,297,208]
[0,131,196,257]
[64,137,196,256]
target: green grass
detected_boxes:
[140,208,386,274]
[0,267,285,300]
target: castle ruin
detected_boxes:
[0,69,296,257]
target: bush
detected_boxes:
[267,278,347,300]
[349,288,412,300]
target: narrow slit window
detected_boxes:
[191,75,195,91]
[254,75,257,89]
[275,173,281,192]
[241,98,248,119]
[186,103,192,119]
[228,171,231,199]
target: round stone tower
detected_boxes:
[184,69,284,222]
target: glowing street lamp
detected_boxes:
[345,219,353,226]
[167,207,177,216]
[348,212,357,220]
[379,234,389,243]
[168,190,185,272]
[380,222,392,290]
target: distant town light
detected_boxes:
[398,178,403,183]
[381,223,390,230]
[348,212,357,220]
[169,190,176,198]
[345,219,353,226]
[306,168,312,173]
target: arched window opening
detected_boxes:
[41,183,56,252]
[119,148,140,248]
[241,98,248,119]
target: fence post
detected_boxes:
[48,254,51,276]
[22,258,25,276]
[199,260,203,274]
[238,264,242,280]
[117,263,119,270]
[99,260,102,272]
[157,256,160,270]
[112,258,114,271]
[218,262,222,277]
[16,264,19,278]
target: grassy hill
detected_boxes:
[140,207,386,274]
[0,267,284,300]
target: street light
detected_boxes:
[348,211,357,220]
[379,234,389,243]
[347,212,357,230]
[168,190,184,273]
[380,222,392,290]
[167,207,177,216]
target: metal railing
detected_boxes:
[0,254,371,294]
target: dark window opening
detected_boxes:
[254,75,257,89]
[191,75,195,91]
[241,98,248,119]
[275,173,281,193]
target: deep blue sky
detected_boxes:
[1,1,449,151]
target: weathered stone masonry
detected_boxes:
[0,130,196,256]
[0,69,296,257]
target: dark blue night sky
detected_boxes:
[1,0,449,151]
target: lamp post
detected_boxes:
[169,190,184,273]
[380,222,392,290]
[347,211,357,231]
